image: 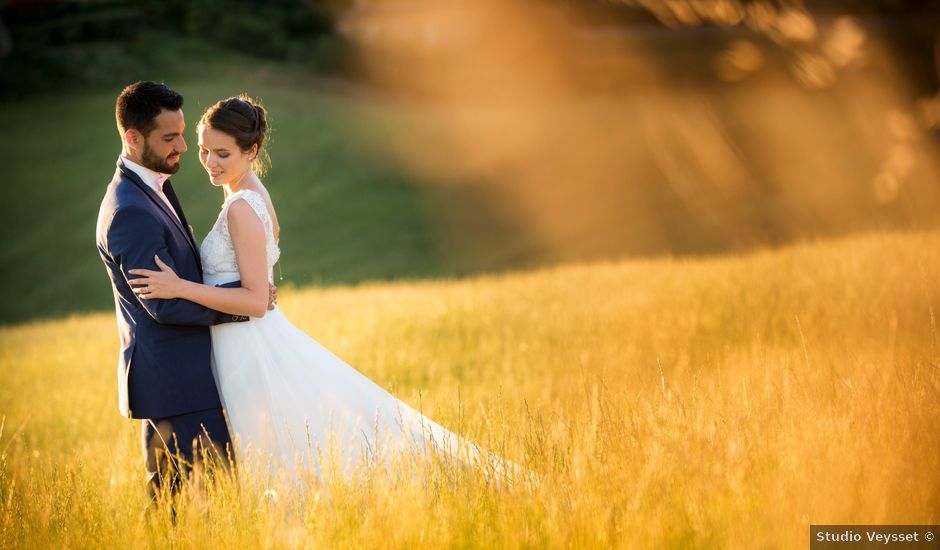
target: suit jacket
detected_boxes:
[96,158,247,419]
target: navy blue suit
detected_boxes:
[96,158,246,497]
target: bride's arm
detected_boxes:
[128,200,271,318]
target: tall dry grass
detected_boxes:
[1,230,938,547]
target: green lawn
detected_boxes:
[1,46,559,325]
[0,63,441,323]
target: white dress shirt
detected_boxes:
[122,156,181,225]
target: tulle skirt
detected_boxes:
[206,274,514,485]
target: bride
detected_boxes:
[127,95,519,485]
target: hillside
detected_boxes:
[0,65,439,323]
[7,50,940,324]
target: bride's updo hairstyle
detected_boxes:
[199,94,271,176]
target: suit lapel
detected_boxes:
[117,160,201,263]
[162,180,204,272]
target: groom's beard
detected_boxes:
[141,142,181,175]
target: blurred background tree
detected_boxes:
[0,0,355,99]
[3,0,938,96]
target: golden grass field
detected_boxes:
[1,230,938,548]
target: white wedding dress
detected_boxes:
[200,190,515,484]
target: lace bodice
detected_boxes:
[201,190,280,281]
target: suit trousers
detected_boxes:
[141,407,234,500]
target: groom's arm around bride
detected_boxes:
[103,202,248,326]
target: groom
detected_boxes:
[95,81,267,500]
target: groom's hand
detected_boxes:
[268,283,277,310]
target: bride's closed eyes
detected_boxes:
[199,147,230,158]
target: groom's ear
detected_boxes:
[123,129,143,152]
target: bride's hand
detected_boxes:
[127,255,184,300]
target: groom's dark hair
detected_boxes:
[115,81,184,137]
